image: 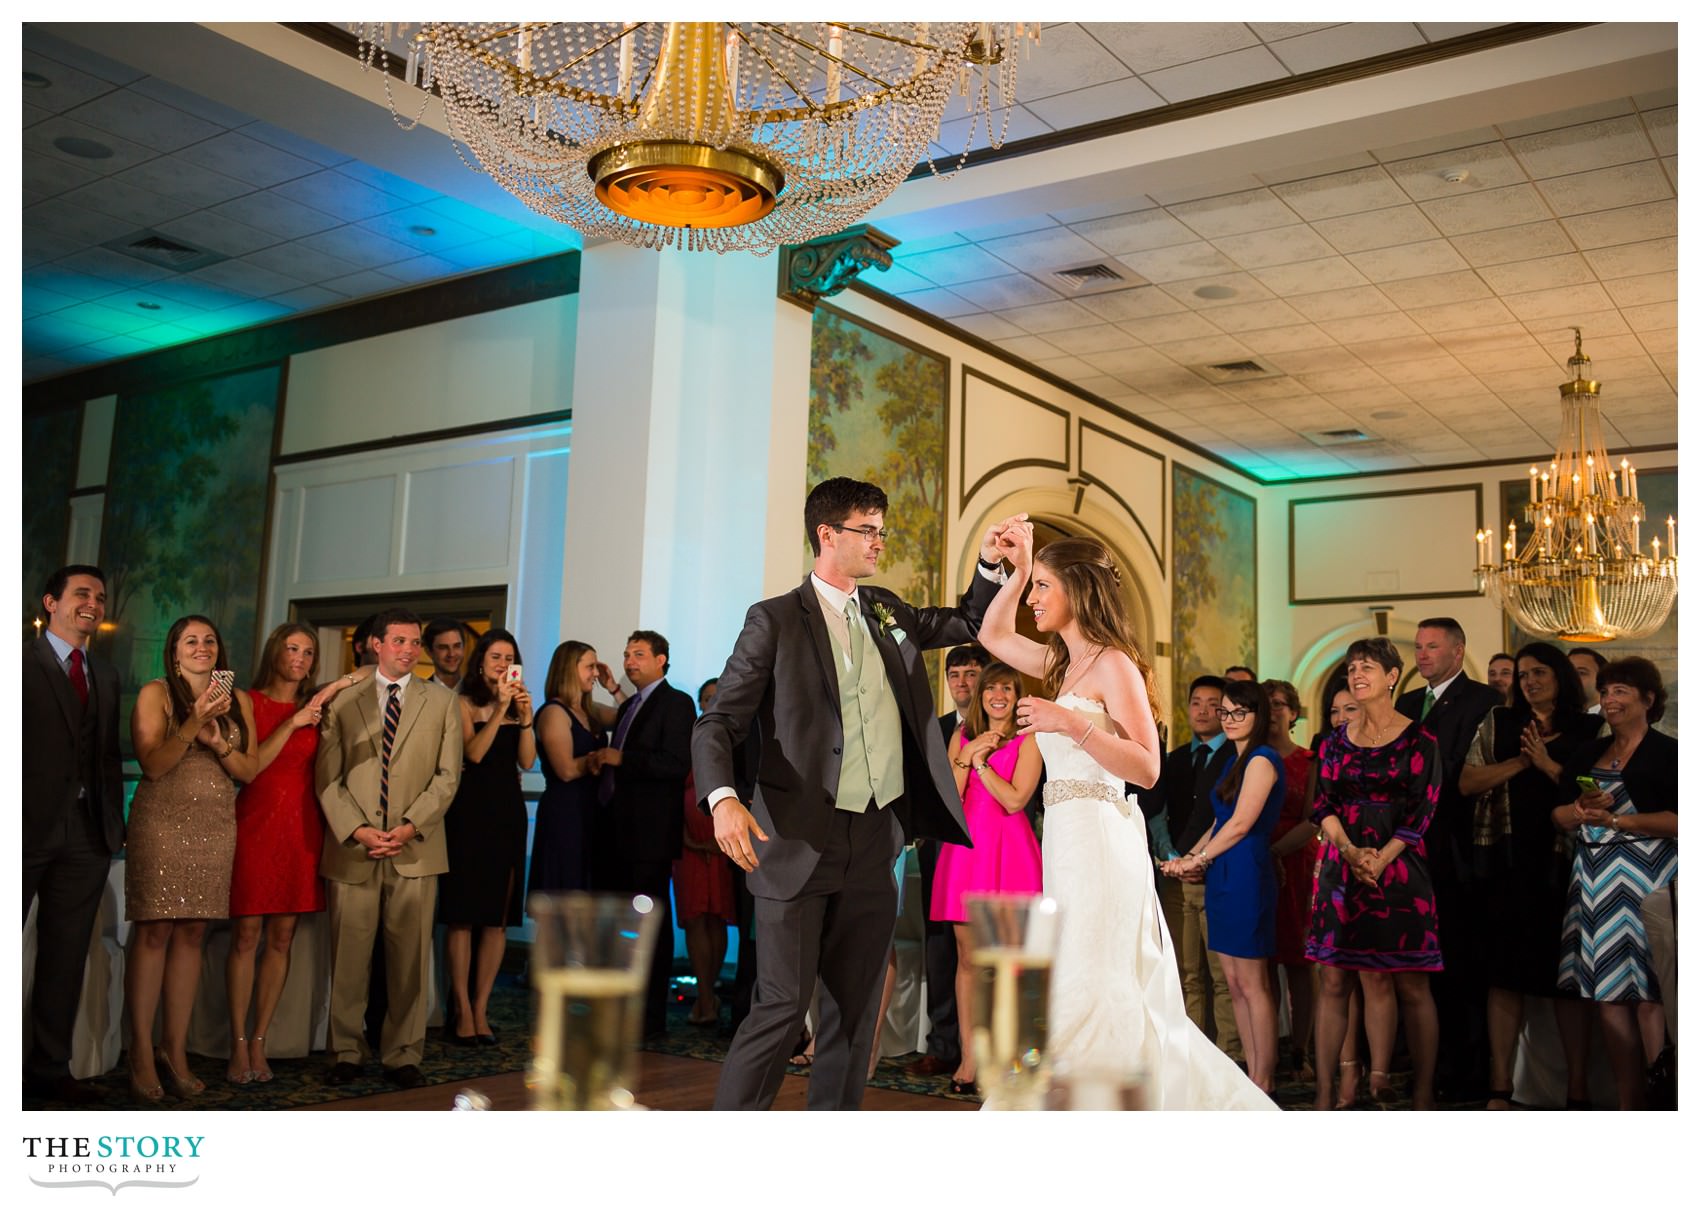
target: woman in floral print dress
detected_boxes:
[1306,637,1444,1110]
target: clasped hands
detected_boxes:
[352,822,418,860]
[1340,840,1393,886]
[1160,854,1207,883]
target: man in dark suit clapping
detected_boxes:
[594,630,696,1040]
[23,565,126,1102]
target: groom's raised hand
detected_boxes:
[712,796,769,872]
[980,512,1029,564]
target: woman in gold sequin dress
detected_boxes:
[123,616,323,1103]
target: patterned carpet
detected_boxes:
[23,975,1478,1111]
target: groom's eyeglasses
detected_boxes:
[1215,707,1252,722]
[829,523,892,542]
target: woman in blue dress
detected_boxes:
[1163,679,1286,1093]
[528,641,622,897]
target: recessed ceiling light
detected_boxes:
[53,136,113,159]
[1194,284,1237,300]
[408,225,437,237]
[23,71,51,89]
[136,301,162,310]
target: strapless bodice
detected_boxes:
[1035,694,1122,788]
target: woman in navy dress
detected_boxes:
[1164,679,1285,1093]
[1306,637,1443,1110]
[528,641,624,896]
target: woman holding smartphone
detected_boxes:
[124,615,319,1102]
[439,628,535,1045]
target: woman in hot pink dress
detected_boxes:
[929,661,1044,1095]
[224,623,369,1084]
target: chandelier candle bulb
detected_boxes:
[1668,517,1676,560]
[1476,529,1488,565]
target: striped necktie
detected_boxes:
[380,683,401,822]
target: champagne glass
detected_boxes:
[964,894,1060,1109]
[526,892,660,1110]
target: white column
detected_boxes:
[561,243,811,694]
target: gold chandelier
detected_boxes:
[354,22,1037,254]
[1476,329,1677,643]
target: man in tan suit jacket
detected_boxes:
[316,608,462,1087]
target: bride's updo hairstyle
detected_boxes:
[1033,536,1158,721]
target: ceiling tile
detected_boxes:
[174,129,320,187]
[999,299,1102,334]
[1509,116,1657,179]
[1601,272,1676,309]
[1072,373,1133,398]
[21,48,116,113]
[1372,126,1501,163]
[899,243,1014,286]
[1157,271,1275,310]
[1047,194,1160,226]
[1560,200,1676,249]
[1042,325,1138,356]
[61,86,223,153]
[1249,23,1344,41]
[295,225,421,272]
[1297,365,1386,393]
[271,169,413,224]
[54,299,156,336]
[893,287,980,319]
[376,254,467,285]
[1024,75,1168,129]
[318,268,406,297]
[1448,219,1576,267]
[1376,270,1491,309]
[1070,209,1198,255]
[330,162,442,207]
[1311,204,1441,252]
[138,275,251,311]
[1081,346,1180,378]
[1168,189,1301,238]
[243,240,358,285]
[1432,324,1539,355]
[1270,165,1407,219]
[239,120,353,167]
[949,274,1062,310]
[1382,352,1469,380]
[1149,175,1267,207]
[1536,161,1673,217]
[1385,142,1529,200]
[1118,311,1222,344]
[1642,107,1676,157]
[1205,299,1309,333]
[1075,285,1186,322]
[1271,22,1424,72]
[953,215,1059,243]
[1474,253,1596,295]
[1418,23,1505,40]
[1405,297,1518,334]
[109,154,251,208]
[22,149,103,197]
[1420,183,1551,234]
[1249,257,1370,297]
[1082,22,1261,74]
[980,228,1112,275]
[1316,312,1423,344]
[1029,354,1098,381]
[1213,225,1337,270]
[155,212,282,259]
[1143,45,1288,104]
[1501,283,1615,322]
[1009,23,1132,98]
[1286,285,1398,321]
[1115,242,1237,284]
[180,258,306,299]
[1237,324,1337,354]
[57,176,196,228]
[1346,241,1469,283]
[208,192,344,241]
[23,199,135,245]
[1497,99,1637,138]
[25,264,127,301]
[22,113,159,176]
[951,312,1024,341]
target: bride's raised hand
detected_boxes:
[1014,694,1079,739]
[996,521,1034,573]
[980,512,1028,564]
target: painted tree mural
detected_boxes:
[1171,465,1257,743]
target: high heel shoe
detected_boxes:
[227,1037,253,1085]
[949,1077,978,1097]
[1334,1059,1362,1110]
[1367,1069,1397,1108]
[128,1066,165,1105]
[154,1049,205,1098]
[250,1036,273,1083]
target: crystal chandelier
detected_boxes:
[353,22,1038,254]
[1476,329,1678,643]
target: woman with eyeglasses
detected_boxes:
[1306,637,1443,1110]
[1163,680,1285,1093]
[1459,642,1597,1109]
[1262,678,1318,1081]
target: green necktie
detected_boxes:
[845,599,863,667]
[1421,688,1436,720]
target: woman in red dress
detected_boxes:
[223,623,369,1083]
[674,679,736,1026]
[1262,678,1318,1080]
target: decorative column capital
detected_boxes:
[778,225,898,307]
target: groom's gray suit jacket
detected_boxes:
[693,575,997,900]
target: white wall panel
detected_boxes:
[295,476,398,584]
[400,459,516,576]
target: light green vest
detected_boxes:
[829,602,905,812]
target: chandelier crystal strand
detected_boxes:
[1476,329,1677,643]
[352,21,1035,253]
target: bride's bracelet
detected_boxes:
[1078,721,1096,748]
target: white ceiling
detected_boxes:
[19,21,1680,483]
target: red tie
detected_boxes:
[68,648,90,707]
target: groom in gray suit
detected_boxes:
[693,478,1013,1109]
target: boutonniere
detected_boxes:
[870,602,896,637]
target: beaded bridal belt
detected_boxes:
[1043,780,1133,818]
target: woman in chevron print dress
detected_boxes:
[1553,657,1676,1111]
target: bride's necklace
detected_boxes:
[1056,645,1105,700]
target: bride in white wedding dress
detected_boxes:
[978,521,1274,1110]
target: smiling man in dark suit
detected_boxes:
[23,564,126,1103]
[594,629,696,1040]
[1395,616,1500,1100]
[694,478,1014,1110]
